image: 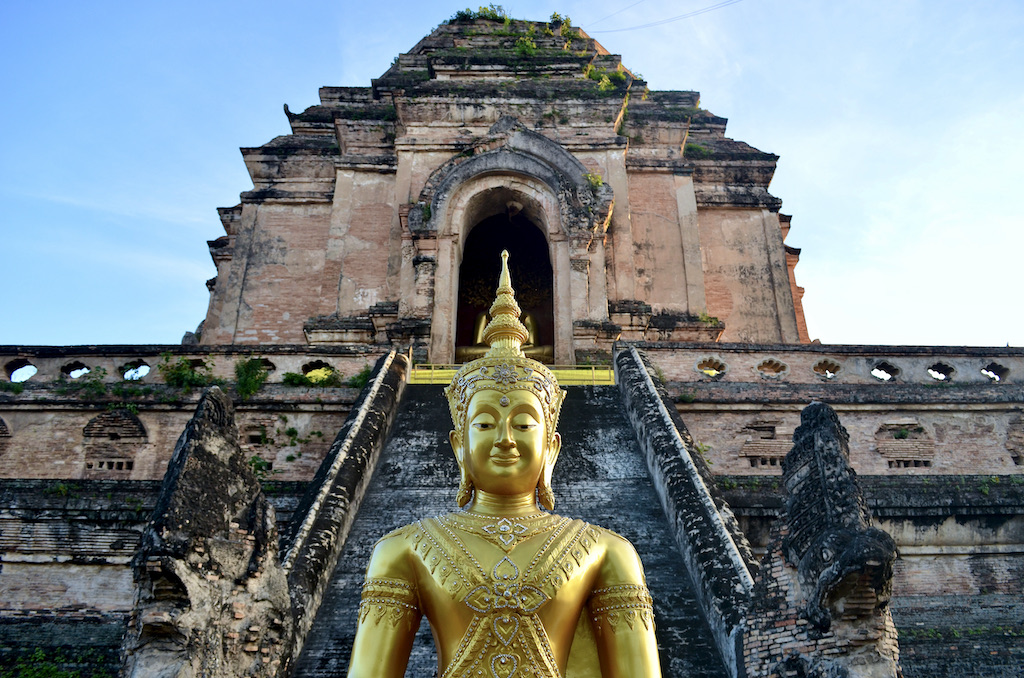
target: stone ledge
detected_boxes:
[0,478,309,527]
[719,475,1024,518]
[669,381,1024,405]
[0,344,386,357]
[624,340,1024,357]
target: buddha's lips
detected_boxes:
[489,453,520,465]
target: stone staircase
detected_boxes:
[292,384,727,677]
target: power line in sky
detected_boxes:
[589,0,649,28]
[589,0,747,33]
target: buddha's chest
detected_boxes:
[408,515,603,678]
[408,514,602,618]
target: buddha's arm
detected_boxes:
[347,532,422,678]
[589,534,662,678]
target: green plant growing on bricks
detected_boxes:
[685,142,712,159]
[234,356,269,400]
[348,364,374,389]
[282,367,344,388]
[515,35,537,58]
[450,4,508,23]
[248,454,281,487]
[0,381,24,394]
[55,367,108,399]
[698,310,720,325]
[158,353,222,392]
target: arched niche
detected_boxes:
[455,203,554,363]
[83,409,147,478]
[431,175,574,364]
[411,119,614,364]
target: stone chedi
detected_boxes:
[347,251,661,677]
[1,10,1022,678]
[199,13,809,361]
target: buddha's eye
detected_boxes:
[472,420,495,430]
[511,416,539,431]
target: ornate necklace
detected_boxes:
[443,512,566,553]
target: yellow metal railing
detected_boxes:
[408,362,615,386]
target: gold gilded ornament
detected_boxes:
[347,252,662,678]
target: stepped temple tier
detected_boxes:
[1,11,1022,678]
[200,15,809,360]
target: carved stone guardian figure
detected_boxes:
[347,251,662,677]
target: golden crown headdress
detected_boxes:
[444,250,566,444]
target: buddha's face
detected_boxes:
[452,388,560,497]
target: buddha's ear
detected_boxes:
[548,432,561,467]
[538,433,561,511]
[451,429,474,507]
[449,430,463,463]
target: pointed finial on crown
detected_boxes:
[445,250,565,457]
[482,250,530,357]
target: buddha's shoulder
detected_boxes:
[363,523,425,581]
[372,515,455,549]
[376,521,420,540]
[548,519,641,568]
[576,524,646,582]
[371,522,424,554]
[540,516,639,555]
[550,517,633,546]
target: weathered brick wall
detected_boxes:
[1,345,384,386]
[635,342,1024,477]
[205,203,335,344]
[723,475,1024,677]
[683,407,1021,476]
[647,342,1023,386]
[624,171,692,312]
[0,397,349,482]
[0,347,378,481]
[743,526,902,677]
[0,479,309,675]
[329,172,400,318]
[894,596,1024,678]
[698,210,800,344]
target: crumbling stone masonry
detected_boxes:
[744,402,901,678]
[121,386,294,677]
[119,351,408,677]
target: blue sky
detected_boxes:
[2,0,1022,347]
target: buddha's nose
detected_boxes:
[495,422,516,450]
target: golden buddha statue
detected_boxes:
[347,251,662,678]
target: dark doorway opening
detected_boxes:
[455,212,554,363]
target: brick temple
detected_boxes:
[1,12,1021,677]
